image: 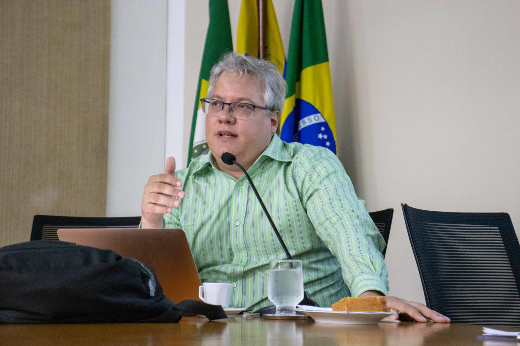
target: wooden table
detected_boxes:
[0,315,512,346]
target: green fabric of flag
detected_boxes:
[280,0,337,154]
[188,0,233,164]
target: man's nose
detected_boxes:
[217,105,236,123]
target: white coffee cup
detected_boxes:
[198,283,234,308]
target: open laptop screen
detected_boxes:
[58,228,202,303]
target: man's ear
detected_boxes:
[271,111,280,135]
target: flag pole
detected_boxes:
[258,0,265,59]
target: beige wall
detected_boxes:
[0,0,110,247]
[182,0,520,303]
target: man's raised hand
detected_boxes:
[141,157,185,228]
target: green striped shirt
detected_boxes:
[165,134,389,310]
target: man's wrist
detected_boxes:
[358,290,385,298]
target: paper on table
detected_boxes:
[483,327,520,338]
[296,305,332,312]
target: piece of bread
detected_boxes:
[332,297,390,312]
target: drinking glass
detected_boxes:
[268,259,304,315]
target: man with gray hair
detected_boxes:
[141,52,449,322]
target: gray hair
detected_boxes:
[207,52,287,113]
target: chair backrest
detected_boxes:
[30,215,142,241]
[369,208,394,257]
[402,203,520,326]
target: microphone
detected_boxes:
[221,152,236,166]
[221,152,292,260]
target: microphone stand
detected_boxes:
[231,160,292,260]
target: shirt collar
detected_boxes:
[259,134,293,163]
[189,152,212,175]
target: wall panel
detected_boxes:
[0,0,110,246]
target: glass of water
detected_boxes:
[268,259,304,315]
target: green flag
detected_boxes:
[188,0,233,164]
[280,0,337,154]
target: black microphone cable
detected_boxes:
[221,152,292,260]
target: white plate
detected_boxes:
[225,307,248,316]
[297,308,397,325]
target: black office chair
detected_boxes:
[402,203,520,326]
[30,215,142,241]
[369,208,394,257]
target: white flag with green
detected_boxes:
[188,0,233,164]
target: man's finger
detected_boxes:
[403,307,428,323]
[408,301,450,322]
[386,297,450,323]
[165,156,176,176]
[385,297,426,322]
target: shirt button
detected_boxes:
[238,181,243,186]
[235,221,240,226]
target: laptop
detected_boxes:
[57,228,202,303]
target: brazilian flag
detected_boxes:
[236,0,285,77]
[280,0,337,154]
[188,0,233,164]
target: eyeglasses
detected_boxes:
[200,98,271,120]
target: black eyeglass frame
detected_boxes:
[200,98,271,119]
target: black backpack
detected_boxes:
[0,241,226,324]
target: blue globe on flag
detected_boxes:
[281,99,336,154]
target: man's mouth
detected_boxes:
[217,131,236,138]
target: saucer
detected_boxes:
[198,307,247,318]
[225,307,247,316]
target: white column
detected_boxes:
[107,0,168,216]
[165,0,186,169]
